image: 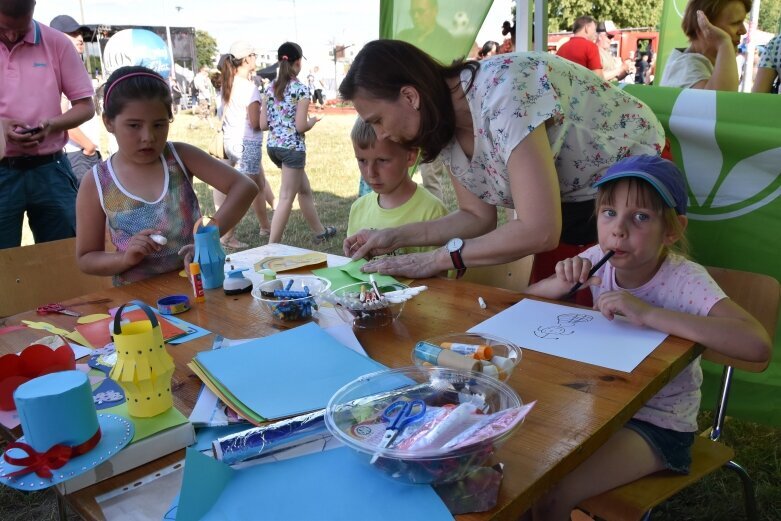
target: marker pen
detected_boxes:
[440,342,494,360]
[414,341,479,371]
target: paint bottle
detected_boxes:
[190,262,206,303]
[413,341,479,372]
[440,342,494,360]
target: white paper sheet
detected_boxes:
[469,299,668,372]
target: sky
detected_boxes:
[34,0,515,68]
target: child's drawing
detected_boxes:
[534,313,594,340]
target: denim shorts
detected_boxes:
[0,155,78,248]
[626,418,694,474]
[267,146,306,169]
[225,138,262,175]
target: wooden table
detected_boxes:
[0,246,700,521]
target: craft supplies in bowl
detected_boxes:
[412,333,522,382]
[252,275,331,322]
[327,281,419,329]
[325,366,531,485]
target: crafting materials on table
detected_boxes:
[563,249,615,299]
[110,301,175,417]
[370,399,426,464]
[156,295,191,315]
[413,341,479,372]
[441,342,493,360]
[223,267,252,295]
[192,217,226,290]
[478,297,487,309]
[35,298,113,317]
[253,276,329,322]
[189,262,205,303]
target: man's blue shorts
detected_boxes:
[0,153,78,249]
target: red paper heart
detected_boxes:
[0,375,30,411]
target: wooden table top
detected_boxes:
[0,246,700,521]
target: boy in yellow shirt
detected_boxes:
[347,118,448,255]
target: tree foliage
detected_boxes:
[195,29,218,69]
[547,0,663,32]
[759,0,781,33]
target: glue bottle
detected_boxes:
[190,262,206,303]
[440,342,493,360]
[413,341,479,372]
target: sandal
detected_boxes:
[220,238,249,250]
[313,226,337,244]
[259,228,271,238]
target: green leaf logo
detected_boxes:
[669,90,781,220]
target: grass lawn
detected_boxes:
[7,112,781,520]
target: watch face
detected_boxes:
[447,238,463,252]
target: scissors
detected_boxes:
[36,298,112,317]
[370,399,426,464]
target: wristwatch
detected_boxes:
[446,238,466,279]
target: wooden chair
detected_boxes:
[461,255,534,293]
[0,238,112,318]
[578,267,780,521]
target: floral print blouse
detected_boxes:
[264,78,310,151]
[440,52,665,207]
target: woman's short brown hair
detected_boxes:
[338,39,478,162]
[681,0,751,40]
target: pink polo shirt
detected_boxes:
[0,20,94,157]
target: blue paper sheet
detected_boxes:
[177,448,453,521]
[192,424,250,452]
[194,323,387,419]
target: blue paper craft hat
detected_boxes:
[594,155,688,215]
[0,371,134,491]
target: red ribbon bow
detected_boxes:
[2,428,101,479]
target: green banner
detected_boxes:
[656,0,690,82]
[627,85,781,426]
[379,0,493,64]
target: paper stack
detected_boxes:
[188,323,387,424]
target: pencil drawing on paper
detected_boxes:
[534,313,594,340]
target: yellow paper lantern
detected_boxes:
[110,301,175,417]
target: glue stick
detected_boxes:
[440,342,493,360]
[190,262,206,303]
[413,341,479,372]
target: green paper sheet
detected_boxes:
[313,259,399,291]
[101,403,189,443]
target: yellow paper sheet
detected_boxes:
[65,329,95,348]
[254,252,327,273]
[77,313,111,324]
[21,320,71,336]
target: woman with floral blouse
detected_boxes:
[339,39,665,282]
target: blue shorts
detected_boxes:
[626,418,694,474]
[0,154,78,248]
[225,138,262,175]
[267,147,306,169]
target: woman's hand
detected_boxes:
[361,249,449,279]
[344,228,399,260]
[122,229,162,269]
[595,290,653,325]
[696,10,733,51]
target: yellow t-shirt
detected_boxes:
[347,185,448,255]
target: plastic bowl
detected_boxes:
[251,275,331,322]
[328,281,407,329]
[325,366,524,484]
[412,332,522,382]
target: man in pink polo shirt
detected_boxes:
[556,15,605,80]
[0,0,95,249]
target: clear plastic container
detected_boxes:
[412,332,522,382]
[325,366,524,484]
[251,275,331,322]
[328,281,407,328]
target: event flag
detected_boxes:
[655,0,689,82]
[626,85,781,426]
[379,0,493,64]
